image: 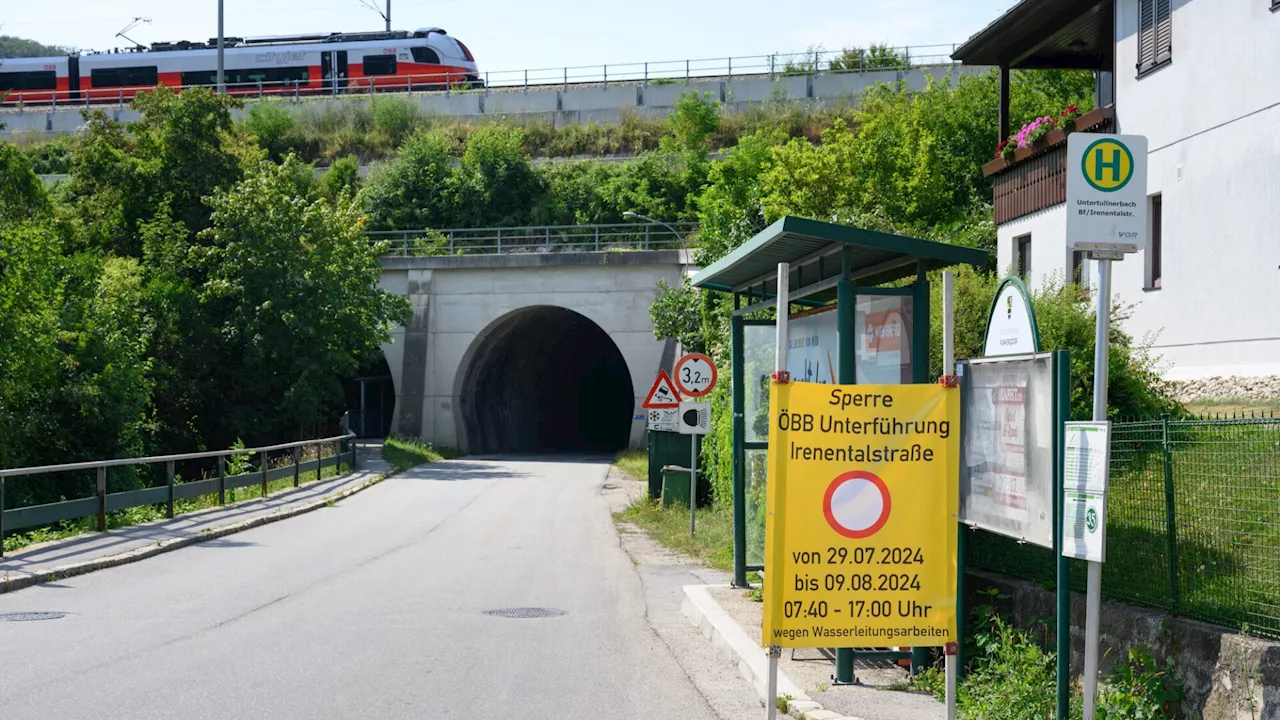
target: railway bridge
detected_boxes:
[366,224,693,455]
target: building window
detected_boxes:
[1146,194,1163,289]
[1016,234,1031,280]
[363,55,398,76]
[1138,0,1172,76]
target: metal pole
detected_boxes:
[293,446,301,488]
[218,455,226,505]
[1161,412,1179,609]
[766,261,789,720]
[945,643,958,719]
[1056,349,1072,720]
[766,645,782,720]
[166,460,175,519]
[835,248,856,684]
[217,0,225,94]
[260,451,269,497]
[385,0,391,31]
[731,310,748,588]
[97,466,107,532]
[0,477,6,558]
[689,435,698,535]
[1082,257,1113,720]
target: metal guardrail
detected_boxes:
[0,43,963,110]
[0,432,357,556]
[370,221,699,256]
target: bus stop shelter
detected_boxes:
[690,215,988,679]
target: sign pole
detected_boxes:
[942,271,958,717]
[1082,255,1114,719]
[765,261,789,720]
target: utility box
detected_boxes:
[647,430,693,500]
[660,465,711,508]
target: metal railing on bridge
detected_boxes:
[0,433,357,557]
[1,43,963,110]
[370,222,699,257]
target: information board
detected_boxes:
[958,354,1056,549]
[762,381,959,649]
[1062,422,1111,562]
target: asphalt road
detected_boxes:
[0,456,722,720]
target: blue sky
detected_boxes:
[2,0,1016,71]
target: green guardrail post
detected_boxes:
[260,451,269,497]
[1162,413,1180,609]
[293,446,301,488]
[218,455,226,505]
[732,311,748,588]
[166,460,175,519]
[97,466,107,532]
[1055,349,1071,720]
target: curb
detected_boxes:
[681,584,866,720]
[0,469,390,596]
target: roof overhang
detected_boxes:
[691,216,990,309]
[952,0,1114,71]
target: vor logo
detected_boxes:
[1081,138,1134,192]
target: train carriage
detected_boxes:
[0,27,479,106]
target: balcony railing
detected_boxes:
[982,106,1115,225]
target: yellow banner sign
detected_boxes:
[762,382,959,648]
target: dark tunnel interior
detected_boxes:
[460,307,635,455]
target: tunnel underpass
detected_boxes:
[459,306,635,455]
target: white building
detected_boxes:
[954,0,1280,381]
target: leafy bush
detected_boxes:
[243,101,298,161]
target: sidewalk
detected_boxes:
[1,445,391,595]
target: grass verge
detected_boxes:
[381,435,450,473]
[616,499,735,572]
[613,449,648,481]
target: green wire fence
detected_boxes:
[970,412,1280,638]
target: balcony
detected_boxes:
[981,105,1114,224]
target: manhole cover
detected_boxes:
[0,612,66,622]
[483,607,566,619]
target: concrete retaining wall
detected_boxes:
[970,570,1280,719]
[0,65,987,138]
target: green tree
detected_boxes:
[318,154,362,203]
[360,127,455,231]
[450,123,546,227]
[197,156,411,439]
[0,36,73,58]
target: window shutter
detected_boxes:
[1155,0,1173,65]
[1138,0,1157,71]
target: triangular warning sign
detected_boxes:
[642,369,682,409]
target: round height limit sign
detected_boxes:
[674,353,717,398]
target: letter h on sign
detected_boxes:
[1095,147,1122,183]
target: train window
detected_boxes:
[0,71,57,91]
[90,66,158,87]
[363,55,397,75]
[181,71,218,87]
[410,47,440,64]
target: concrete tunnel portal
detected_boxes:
[458,306,635,455]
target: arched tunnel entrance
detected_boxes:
[459,306,635,455]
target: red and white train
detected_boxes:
[0,27,481,105]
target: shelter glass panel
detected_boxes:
[855,294,913,384]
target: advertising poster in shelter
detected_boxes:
[856,296,912,385]
[787,308,838,385]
